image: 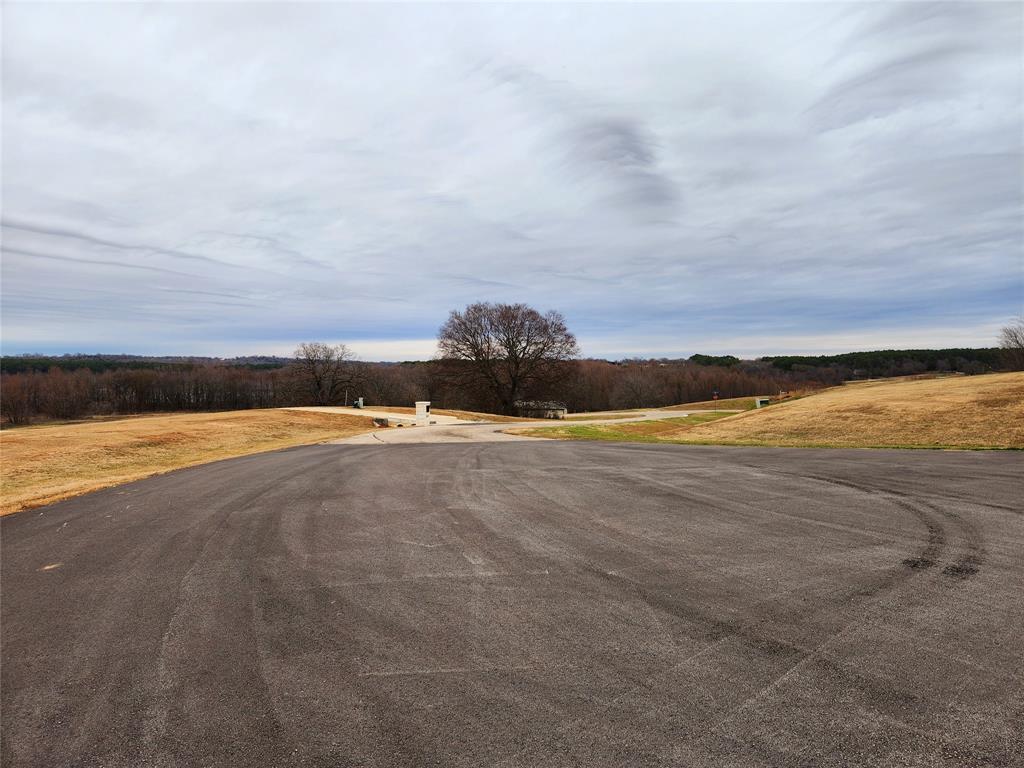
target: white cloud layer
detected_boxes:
[2,2,1021,358]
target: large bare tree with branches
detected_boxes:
[293,342,360,405]
[437,302,579,414]
[1000,317,1024,371]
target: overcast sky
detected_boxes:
[2,2,1021,360]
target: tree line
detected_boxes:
[763,348,1003,377]
[5,304,1017,426]
[0,354,291,374]
[0,354,826,426]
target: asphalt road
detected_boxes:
[2,443,1022,767]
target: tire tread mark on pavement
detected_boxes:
[488,460,978,768]
[667,472,993,763]
[249,451,460,766]
[482,470,821,768]
[803,474,985,581]
[5,442,1018,767]
[489,462,935,653]
[604,468,941,610]
[144,450,349,762]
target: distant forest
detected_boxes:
[0,347,1005,426]
[0,354,291,374]
[762,348,1002,377]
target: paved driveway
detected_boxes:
[288,406,733,444]
[2,442,1021,766]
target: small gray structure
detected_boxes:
[515,400,568,419]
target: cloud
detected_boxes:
[2,246,194,277]
[1,2,1020,358]
[3,219,252,271]
[809,2,1021,131]
[488,62,679,218]
[563,117,678,210]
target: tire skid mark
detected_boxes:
[486,464,993,766]
[481,495,929,767]
[480,471,878,763]
[476,474,804,768]
[798,474,947,572]
[921,494,1019,515]
[675,471,999,750]
[491,464,932,648]
[597,468,935,614]
[142,475,318,762]
[254,448,547,766]
[144,449,354,763]
[804,474,985,582]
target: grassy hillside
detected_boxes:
[515,412,734,441]
[565,412,645,421]
[659,396,764,411]
[0,409,374,515]
[519,373,1024,449]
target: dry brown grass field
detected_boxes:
[520,373,1024,449]
[658,391,814,411]
[659,395,764,411]
[564,412,643,421]
[679,372,1024,448]
[513,412,732,441]
[0,409,374,515]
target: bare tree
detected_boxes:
[293,342,359,405]
[614,363,662,409]
[1,374,36,425]
[1000,316,1024,371]
[437,302,579,414]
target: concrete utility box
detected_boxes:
[755,397,771,408]
[415,401,431,425]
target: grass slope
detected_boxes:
[564,412,645,421]
[0,409,374,515]
[520,373,1024,449]
[514,412,734,441]
[659,396,765,411]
